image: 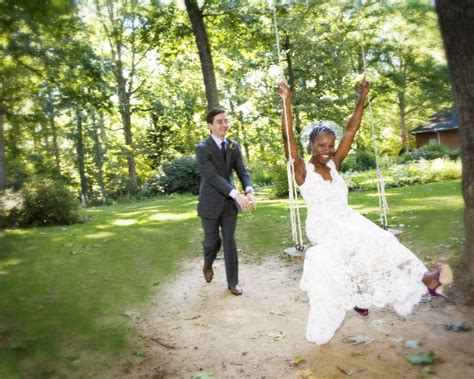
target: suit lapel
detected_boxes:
[206,136,235,173]
[206,136,227,168]
[206,136,220,156]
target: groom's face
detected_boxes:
[208,112,229,139]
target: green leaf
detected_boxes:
[192,371,213,379]
[268,331,286,341]
[342,335,373,345]
[290,354,305,367]
[406,352,437,365]
[133,348,147,357]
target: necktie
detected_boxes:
[221,141,226,162]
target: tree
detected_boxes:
[375,2,451,151]
[0,81,6,192]
[184,0,219,110]
[0,0,79,189]
[435,0,474,292]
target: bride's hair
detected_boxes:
[307,126,336,154]
[300,120,341,154]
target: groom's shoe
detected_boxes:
[228,284,243,296]
[203,265,213,283]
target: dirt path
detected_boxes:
[124,256,473,378]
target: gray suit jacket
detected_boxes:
[196,136,252,218]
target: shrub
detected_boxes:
[270,162,292,198]
[341,148,376,172]
[344,158,461,191]
[249,160,275,187]
[158,156,200,195]
[139,173,164,198]
[20,179,81,226]
[0,179,81,228]
[396,144,460,163]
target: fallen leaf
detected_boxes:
[250,332,264,340]
[269,310,285,316]
[445,322,471,332]
[372,319,385,327]
[133,348,147,357]
[184,314,201,320]
[289,354,305,367]
[268,331,286,341]
[406,352,437,365]
[192,370,213,379]
[342,335,373,345]
[300,368,317,379]
[421,366,436,375]
[337,366,366,376]
[405,340,422,349]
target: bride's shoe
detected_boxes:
[427,264,453,299]
[353,306,369,316]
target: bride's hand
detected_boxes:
[360,76,370,98]
[278,79,291,101]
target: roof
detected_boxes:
[410,111,458,135]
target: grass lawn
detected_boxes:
[0,180,464,378]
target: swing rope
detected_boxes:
[272,4,305,250]
[357,7,389,230]
[271,1,390,246]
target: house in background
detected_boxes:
[410,111,460,149]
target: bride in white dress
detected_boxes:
[278,77,453,345]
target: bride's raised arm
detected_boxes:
[333,77,370,170]
[278,80,307,186]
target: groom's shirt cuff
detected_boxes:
[229,187,253,199]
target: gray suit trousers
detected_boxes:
[201,199,238,286]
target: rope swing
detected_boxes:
[271,3,305,252]
[356,6,390,231]
[271,2,395,250]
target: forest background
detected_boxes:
[0,0,456,207]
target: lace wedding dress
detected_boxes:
[299,160,428,345]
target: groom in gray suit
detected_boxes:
[196,108,256,296]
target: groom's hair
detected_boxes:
[206,108,226,124]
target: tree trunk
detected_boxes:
[184,0,219,110]
[75,109,88,205]
[116,60,138,194]
[47,91,61,176]
[91,112,107,202]
[435,0,474,292]
[398,91,408,151]
[0,106,5,192]
[96,0,139,196]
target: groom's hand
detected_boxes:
[246,193,257,210]
[235,193,252,212]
